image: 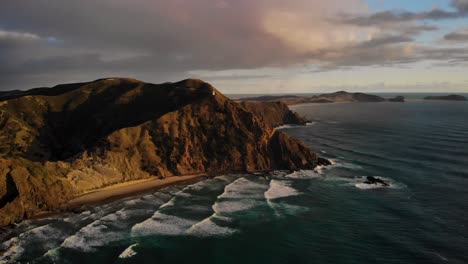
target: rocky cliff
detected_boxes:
[240,101,307,127]
[0,78,326,226]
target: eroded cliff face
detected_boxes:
[240,101,307,127]
[0,78,323,226]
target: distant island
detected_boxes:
[388,96,405,102]
[424,95,467,101]
[0,78,329,226]
[240,91,403,105]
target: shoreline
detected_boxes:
[0,174,209,242]
[65,174,207,210]
[1,169,275,230]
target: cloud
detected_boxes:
[0,0,371,89]
[0,0,466,90]
[0,30,40,42]
[340,0,468,27]
[444,27,468,41]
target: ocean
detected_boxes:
[1,100,467,264]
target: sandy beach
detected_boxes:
[65,174,206,209]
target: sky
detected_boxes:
[1,0,468,93]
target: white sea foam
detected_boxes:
[59,202,159,252]
[354,183,388,190]
[186,215,237,237]
[213,200,262,214]
[0,223,75,261]
[211,177,269,214]
[119,243,139,259]
[131,212,198,236]
[275,124,297,130]
[60,221,127,252]
[315,165,328,174]
[0,238,23,263]
[217,177,267,199]
[264,180,301,200]
[285,170,321,179]
[131,178,238,238]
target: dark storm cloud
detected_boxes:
[0,0,309,90]
[444,28,468,41]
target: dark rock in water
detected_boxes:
[424,95,467,101]
[71,206,86,214]
[364,176,389,186]
[317,157,332,166]
[388,96,405,102]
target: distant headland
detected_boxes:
[424,95,467,101]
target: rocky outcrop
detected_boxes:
[363,176,390,186]
[240,101,307,127]
[0,78,326,226]
[424,95,467,101]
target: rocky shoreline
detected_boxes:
[0,78,328,226]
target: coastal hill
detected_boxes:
[0,78,327,226]
[240,101,308,127]
[424,95,467,101]
[240,91,387,105]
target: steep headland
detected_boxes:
[424,95,467,101]
[240,101,308,127]
[0,78,325,226]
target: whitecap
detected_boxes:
[315,165,327,174]
[118,243,139,259]
[355,183,388,190]
[186,215,237,237]
[285,170,321,179]
[0,223,75,261]
[59,194,170,252]
[60,222,126,252]
[217,177,267,199]
[212,200,263,214]
[131,213,198,236]
[0,238,23,263]
[275,124,297,130]
[264,180,301,200]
